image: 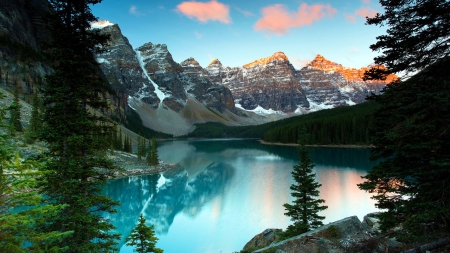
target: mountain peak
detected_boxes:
[243,52,289,68]
[91,20,114,29]
[180,57,200,67]
[306,54,343,71]
[208,58,222,67]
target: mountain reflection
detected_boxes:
[104,161,235,247]
[102,139,379,253]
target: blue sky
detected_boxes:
[91,0,385,69]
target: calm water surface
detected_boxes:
[102,139,378,253]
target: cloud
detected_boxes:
[236,7,254,17]
[345,14,356,22]
[362,0,371,4]
[129,5,145,16]
[254,3,337,35]
[355,7,377,18]
[291,56,312,69]
[346,6,377,22]
[176,0,231,24]
[194,31,204,39]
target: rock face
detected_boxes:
[206,53,393,114]
[206,52,309,113]
[253,216,372,253]
[243,229,282,251]
[0,0,53,93]
[95,24,236,117]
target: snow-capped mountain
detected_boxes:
[94,23,394,135]
[206,53,392,114]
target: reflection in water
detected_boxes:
[103,139,378,253]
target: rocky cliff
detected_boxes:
[206,52,309,113]
[0,0,52,94]
[206,53,393,114]
[94,23,242,135]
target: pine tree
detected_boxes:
[364,0,450,80]
[137,135,146,161]
[149,138,158,166]
[359,57,450,242]
[8,84,22,133]
[281,126,327,239]
[38,0,120,251]
[125,214,163,253]
[0,91,71,252]
[358,0,450,244]
[25,92,42,143]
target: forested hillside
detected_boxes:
[185,101,379,145]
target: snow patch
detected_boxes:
[135,50,167,106]
[235,103,285,116]
[96,58,110,64]
[306,99,335,111]
[156,173,168,192]
[90,20,114,29]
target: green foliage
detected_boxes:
[137,135,146,161]
[125,214,163,253]
[364,0,450,79]
[8,84,23,133]
[24,92,42,144]
[0,91,72,252]
[261,102,379,145]
[146,138,158,166]
[358,57,450,242]
[185,102,379,145]
[280,126,327,240]
[37,0,121,251]
[123,134,132,153]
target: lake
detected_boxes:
[102,139,378,253]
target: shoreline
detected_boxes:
[258,140,374,148]
[110,161,177,179]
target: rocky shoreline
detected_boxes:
[107,150,177,179]
[259,140,374,148]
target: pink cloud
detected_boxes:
[254,3,337,35]
[176,0,231,24]
[345,14,356,22]
[355,7,377,19]
[362,0,371,4]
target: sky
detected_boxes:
[90,0,386,69]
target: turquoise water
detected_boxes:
[102,139,378,253]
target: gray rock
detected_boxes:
[253,216,369,253]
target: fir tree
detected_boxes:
[38,0,120,251]
[146,138,158,166]
[0,91,71,252]
[364,0,450,80]
[8,84,22,133]
[25,92,42,143]
[281,126,327,239]
[137,135,146,161]
[358,0,450,244]
[125,214,163,253]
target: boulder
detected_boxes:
[253,216,370,253]
[242,228,282,251]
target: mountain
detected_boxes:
[206,53,392,114]
[95,23,270,136]
[206,52,309,114]
[94,23,394,135]
[0,3,394,137]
